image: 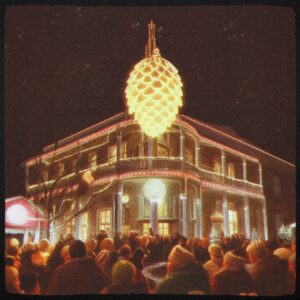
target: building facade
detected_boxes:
[23,111,295,242]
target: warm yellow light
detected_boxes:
[125,54,183,137]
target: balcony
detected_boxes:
[28,156,263,195]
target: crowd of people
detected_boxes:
[5,231,296,295]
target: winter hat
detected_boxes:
[168,245,195,270]
[112,260,136,285]
[208,244,223,258]
[224,251,246,269]
[273,247,292,261]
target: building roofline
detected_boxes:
[181,114,295,167]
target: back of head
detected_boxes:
[273,247,292,261]
[38,239,50,252]
[101,238,114,251]
[23,242,35,253]
[223,250,246,269]
[60,245,71,262]
[168,245,195,271]
[69,240,86,259]
[208,243,223,259]
[120,244,132,258]
[246,241,266,262]
[31,250,47,266]
[20,272,38,293]
[112,260,136,285]
[265,239,279,253]
[9,238,20,248]
[86,238,97,251]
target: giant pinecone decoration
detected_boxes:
[125,54,183,137]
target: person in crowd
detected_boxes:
[38,238,51,261]
[101,260,150,294]
[30,249,48,293]
[193,238,210,264]
[46,239,109,294]
[5,265,23,294]
[246,241,289,296]
[8,238,20,248]
[96,231,109,255]
[6,245,22,269]
[211,250,255,295]
[155,245,209,294]
[130,247,148,285]
[273,247,293,261]
[119,244,132,260]
[85,238,97,259]
[203,243,224,280]
[20,272,41,295]
[265,239,279,255]
[291,238,296,253]
[60,245,71,263]
[287,252,296,294]
[96,238,116,279]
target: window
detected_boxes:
[272,176,281,196]
[158,198,168,218]
[88,151,97,168]
[108,145,117,163]
[185,147,194,164]
[97,209,111,234]
[66,217,76,235]
[158,222,169,236]
[143,223,150,235]
[57,162,65,177]
[142,222,169,236]
[157,144,169,157]
[229,209,238,236]
[227,162,235,178]
[79,212,88,241]
[213,158,221,174]
[108,142,126,163]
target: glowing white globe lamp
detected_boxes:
[6,204,28,226]
[143,179,166,235]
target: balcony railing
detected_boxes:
[28,156,263,195]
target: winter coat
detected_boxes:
[212,267,255,295]
[101,282,150,294]
[249,254,289,296]
[46,257,109,295]
[155,262,210,294]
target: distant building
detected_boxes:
[23,112,295,241]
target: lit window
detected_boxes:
[88,151,97,168]
[213,159,221,174]
[228,209,238,236]
[97,209,111,234]
[158,198,168,218]
[143,223,150,235]
[108,145,117,163]
[158,144,169,157]
[185,147,194,164]
[227,162,235,178]
[79,212,88,241]
[158,222,169,236]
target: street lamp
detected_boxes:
[143,179,166,235]
[6,204,28,226]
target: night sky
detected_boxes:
[5,5,296,197]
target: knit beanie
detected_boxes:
[168,245,195,270]
[224,251,246,269]
[208,243,223,258]
[273,247,292,261]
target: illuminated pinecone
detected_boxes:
[125,54,183,138]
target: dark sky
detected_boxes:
[5,5,296,197]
